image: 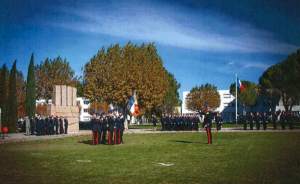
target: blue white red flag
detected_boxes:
[237,77,246,92]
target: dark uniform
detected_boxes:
[41,118,46,135]
[161,115,166,131]
[91,116,97,145]
[195,115,200,131]
[272,111,278,130]
[108,111,115,145]
[46,117,50,135]
[280,112,286,130]
[55,117,59,135]
[262,113,268,130]
[203,112,213,144]
[59,118,64,134]
[96,116,102,145]
[119,109,125,144]
[153,116,157,127]
[216,115,223,131]
[36,117,41,136]
[101,112,107,144]
[287,112,294,130]
[50,117,55,135]
[64,118,68,134]
[168,116,172,131]
[255,113,262,130]
[240,115,247,130]
[249,113,255,130]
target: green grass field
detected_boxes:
[1,132,299,184]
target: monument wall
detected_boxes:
[47,85,79,133]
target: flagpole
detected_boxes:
[235,73,237,130]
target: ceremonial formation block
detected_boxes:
[47,85,79,133]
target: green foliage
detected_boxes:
[0,64,8,128]
[35,56,78,101]
[186,83,220,113]
[84,42,169,114]
[76,81,85,97]
[25,53,36,118]
[230,80,259,110]
[7,60,18,132]
[259,48,300,111]
[160,72,181,114]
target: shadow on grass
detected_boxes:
[170,140,207,144]
[78,140,93,145]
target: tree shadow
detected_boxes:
[78,140,110,145]
[170,140,208,144]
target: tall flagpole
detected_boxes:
[235,73,238,130]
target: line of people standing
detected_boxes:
[91,108,125,146]
[161,114,201,131]
[24,116,68,136]
[239,110,295,130]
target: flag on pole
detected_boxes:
[237,77,246,92]
[126,91,140,118]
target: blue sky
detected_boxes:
[1,0,299,100]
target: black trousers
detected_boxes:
[256,122,260,130]
[250,122,253,130]
[65,125,68,134]
[55,125,59,134]
[97,131,102,145]
[195,123,199,131]
[289,121,293,130]
[115,128,119,145]
[108,130,114,145]
[206,127,212,144]
[60,126,63,134]
[168,123,172,131]
[92,132,98,145]
[101,128,106,144]
[31,126,34,135]
[51,126,54,135]
[244,122,247,130]
[162,122,165,131]
[273,121,277,129]
[120,129,124,143]
[281,122,285,130]
[263,122,267,130]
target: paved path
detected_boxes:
[0,128,298,144]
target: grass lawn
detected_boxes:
[129,122,300,130]
[1,132,299,184]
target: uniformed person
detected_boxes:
[101,111,108,144]
[108,109,115,145]
[59,116,64,134]
[249,112,255,130]
[119,109,125,144]
[280,110,286,130]
[203,108,213,144]
[287,111,294,130]
[64,117,68,134]
[195,114,200,131]
[41,116,46,136]
[272,110,278,130]
[262,112,268,130]
[161,114,165,131]
[91,113,97,145]
[168,114,172,131]
[36,116,41,136]
[113,108,119,145]
[96,111,102,145]
[45,116,50,135]
[55,116,59,135]
[255,112,262,130]
[50,116,55,135]
[240,111,247,130]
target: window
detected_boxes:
[84,101,89,105]
[223,94,231,98]
[84,109,88,113]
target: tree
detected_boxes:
[88,101,111,115]
[36,103,47,116]
[0,64,8,129]
[76,80,85,97]
[7,61,18,133]
[230,80,259,111]
[259,49,300,111]
[186,83,220,113]
[160,72,181,114]
[17,71,26,116]
[35,56,78,102]
[84,42,168,114]
[26,53,36,118]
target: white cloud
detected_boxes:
[47,1,299,55]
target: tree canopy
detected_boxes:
[186,83,220,113]
[230,80,259,111]
[8,61,18,132]
[259,48,300,111]
[84,42,168,114]
[35,56,78,101]
[0,64,8,128]
[25,53,36,118]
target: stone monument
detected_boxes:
[47,85,79,133]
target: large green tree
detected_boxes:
[160,72,181,114]
[84,42,168,115]
[35,56,78,102]
[26,53,36,118]
[186,83,220,113]
[17,71,26,116]
[0,64,8,129]
[7,61,18,132]
[259,49,300,111]
[230,80,259,111]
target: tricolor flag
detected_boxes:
[237,77,246,92]
[126,91,140,118]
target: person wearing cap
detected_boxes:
[203,107,213,144]
[96,111,102,145]
[59,116,64,134]
[108,109,115,145]
[91,113,97,145]
[64,117,68,134]
[101,111,108,144]
[272,110,278,130]
[118,109,125,144]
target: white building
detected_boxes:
[182,90,300,122]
